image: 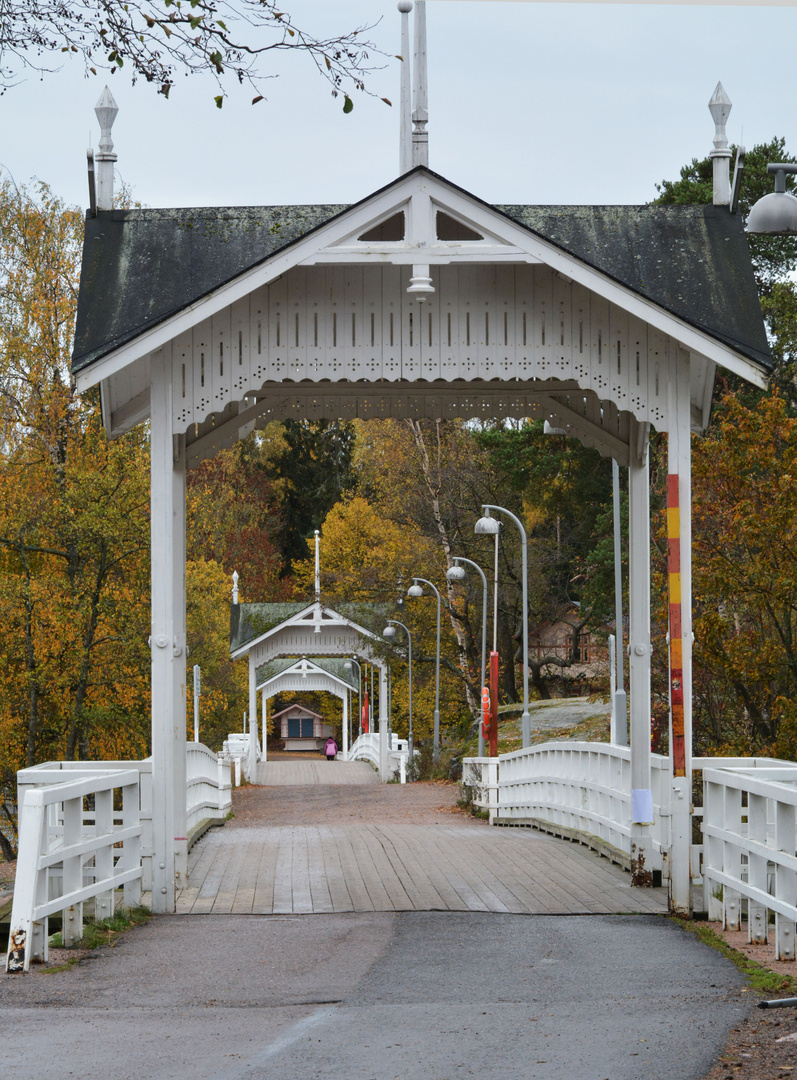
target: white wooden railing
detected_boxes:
[348,732,410,782]
[186,744,232,834]
[6,763,145,972]
[6,746,231,973]
[701,760,797,958]
[482,741,671,872]
[463,744,797,917]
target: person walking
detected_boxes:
[324,736,338,762]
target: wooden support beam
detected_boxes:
[628,428,653,887]
[150,351,187,912]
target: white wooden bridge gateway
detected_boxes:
[7,3,797,974]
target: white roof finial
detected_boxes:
[232,570,239,604]
[94,86,119,211]
[411,0,429,168]
[709,82,732,207]
[398,2,413,174]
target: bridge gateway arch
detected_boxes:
[71,9,768,913]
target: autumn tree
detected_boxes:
[3,1,388,109]
[689,393,797,755]
[0,176,153,774]
[186,428,292,602]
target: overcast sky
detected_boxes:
[3,1,796,211]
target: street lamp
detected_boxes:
[747,163,797,234]
[475,505,531,748]
[446,557,488,757]
[383,619,413,768]
[407,576,441,763]
[343,656,362,743]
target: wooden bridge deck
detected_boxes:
[178,795,667,917]
[255,760,379,786]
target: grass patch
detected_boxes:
[48,905,151,952]
[674,918,797,995]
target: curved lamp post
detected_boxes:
[475,505,531,748]
[407,576,441,763]
[446,557,488,757]
[383,619,413,766]
[343,656,362,743]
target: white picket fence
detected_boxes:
[6,748,231,973]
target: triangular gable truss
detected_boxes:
[231,601,385,669]
[75,169,768,471]
[255,656,356,695]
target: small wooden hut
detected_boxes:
[273,703,336,752]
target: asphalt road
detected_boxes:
[0,911,749,1080]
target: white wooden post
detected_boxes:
[342,691,349,761]
[776,800,797,960]
[94,787,114,921]
[261,685,268,764]
[122,780,142,909]
[5,789,46,971]
[61,795,83,945]
[150,351,187,913]
[723,785,743,931]
[628,431,653,885]
[748,792,768,944]
[668,348,693,914]
[379,664,389,781]
[246,660,257,781]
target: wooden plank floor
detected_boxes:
[177,822,667,916]
[255,761,380,786]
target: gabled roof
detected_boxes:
[271,702,325,721]
[230,599,387,657]
[255,656,358,692]
[73,167,770,376]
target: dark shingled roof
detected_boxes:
[230,600,386,655]
[254,656,358,690]
[72,167,770,374]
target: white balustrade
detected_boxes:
[461,758,499,821]
[492,741,670,873]
[6,763,145,972]
[349,732,410,782]
[186,743,232,833]
[701,761,797,958]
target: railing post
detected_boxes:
[723,785,742,932]
[747,791,768,945]
[5,789,46,972]
[669,777,691,916]
[704,778,723,922]
[123,781,142,909]
[94,787,115,921]
[775,800,796,960]
[61,795,84,946]
[486,759,498,824]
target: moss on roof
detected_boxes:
[72,168,770,376]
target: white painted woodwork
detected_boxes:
[254,657,356,767]
[150,353,187,912]
[168,264,675,437]
[5,766,144,971]
[628,437,653,879]
[485,742,672,872]
[700,764,797,956]
[668,349,694,914]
